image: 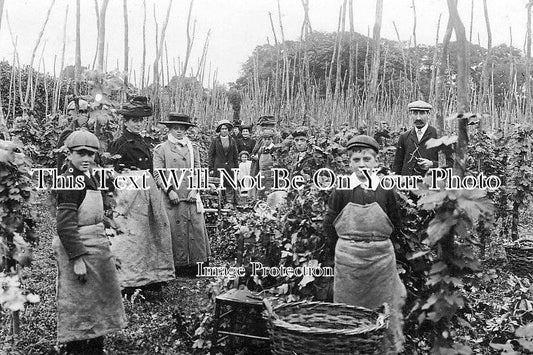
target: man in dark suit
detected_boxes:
[393,100,439,176]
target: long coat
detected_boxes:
[153,140,211,268]
[208,136,239,179]
[393,126,439,176]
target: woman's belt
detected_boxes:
[338,232,390,242]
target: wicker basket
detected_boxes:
[267,301,389,355]
[505,238,533,278]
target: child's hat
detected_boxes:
[215,119,233,133]
[65,130,100,152]
[346,135,379,153]
[239,150,250,158]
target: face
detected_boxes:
[124,117,143,133]
[219,125,229,137]
[241,129,250,138]
[240,154,248,163]
[410,110,429,128]
[349,149,378,179]
[169,125,188,139]
[294,137,308,152]
[69,149,96,172]
[263,137,273,145]
[232,127,240,135]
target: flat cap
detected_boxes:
[408,100,432,111]
[292,127,308,138]
[65,130,100,152]
[346,135,379,153]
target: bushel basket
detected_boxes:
[267,301,389,355]
[505,238,533,278]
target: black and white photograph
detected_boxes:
[1,0,532,354]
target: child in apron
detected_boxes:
[55,130,126,354]
[323,135,406,354]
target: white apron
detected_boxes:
[333,202,406,354]
[53,190,127,343]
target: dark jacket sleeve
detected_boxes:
[393,134,405,174]
[232,138,239,168]
[430,128,439,168]
[323,190,344,257]
[56,190,89,260]
[208,139,216,172]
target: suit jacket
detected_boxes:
[208,136,239,176]
[393,125,439,176]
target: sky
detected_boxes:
[0,0,529,86]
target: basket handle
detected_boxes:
[263,298,279,320]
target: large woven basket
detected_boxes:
[505,238,533,278]
[267,301,389,355]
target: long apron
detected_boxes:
[53,190,127,343]
[111,171,175,288]
[333,202,406,354]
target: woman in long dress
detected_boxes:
[153,113,211,274]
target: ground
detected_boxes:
[1,192,532,354]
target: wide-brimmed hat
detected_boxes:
[65,130,100,152]
[346,135,379,153]
[216,119,233,133]
[239,150,250,159]
[117,96,153,118]
[160,112,196,127]
[257,115,276,127]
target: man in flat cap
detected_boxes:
[250,115,279,177]
[290,127,313,178]
[393,100,439,176]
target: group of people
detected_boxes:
[53,95,443,354]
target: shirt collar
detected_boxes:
[416,123,429,136]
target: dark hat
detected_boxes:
[232,120,242,128]
[118,96,153,118]
[346,135,379,153]
[65,130,100,152]
[160,112,196,127]
[408,100,432,112]
[241,124,253,131]
[216,119,233,133]
[292,127,308,138]
[258,115,276,127]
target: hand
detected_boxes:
[168,190,180,205]
[209,170,214,176]
[188,189,198,201]
[73,256,87,283]
[417,158,433,170]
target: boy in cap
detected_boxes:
[393,100,439,176]
[323,135,406,354]
[54,130,126,354]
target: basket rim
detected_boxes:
[269,301,389,336]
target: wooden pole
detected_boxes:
[366,0,383,130]
[96,0,109,72]
[123,0,129,89]
[75,0,81,111]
